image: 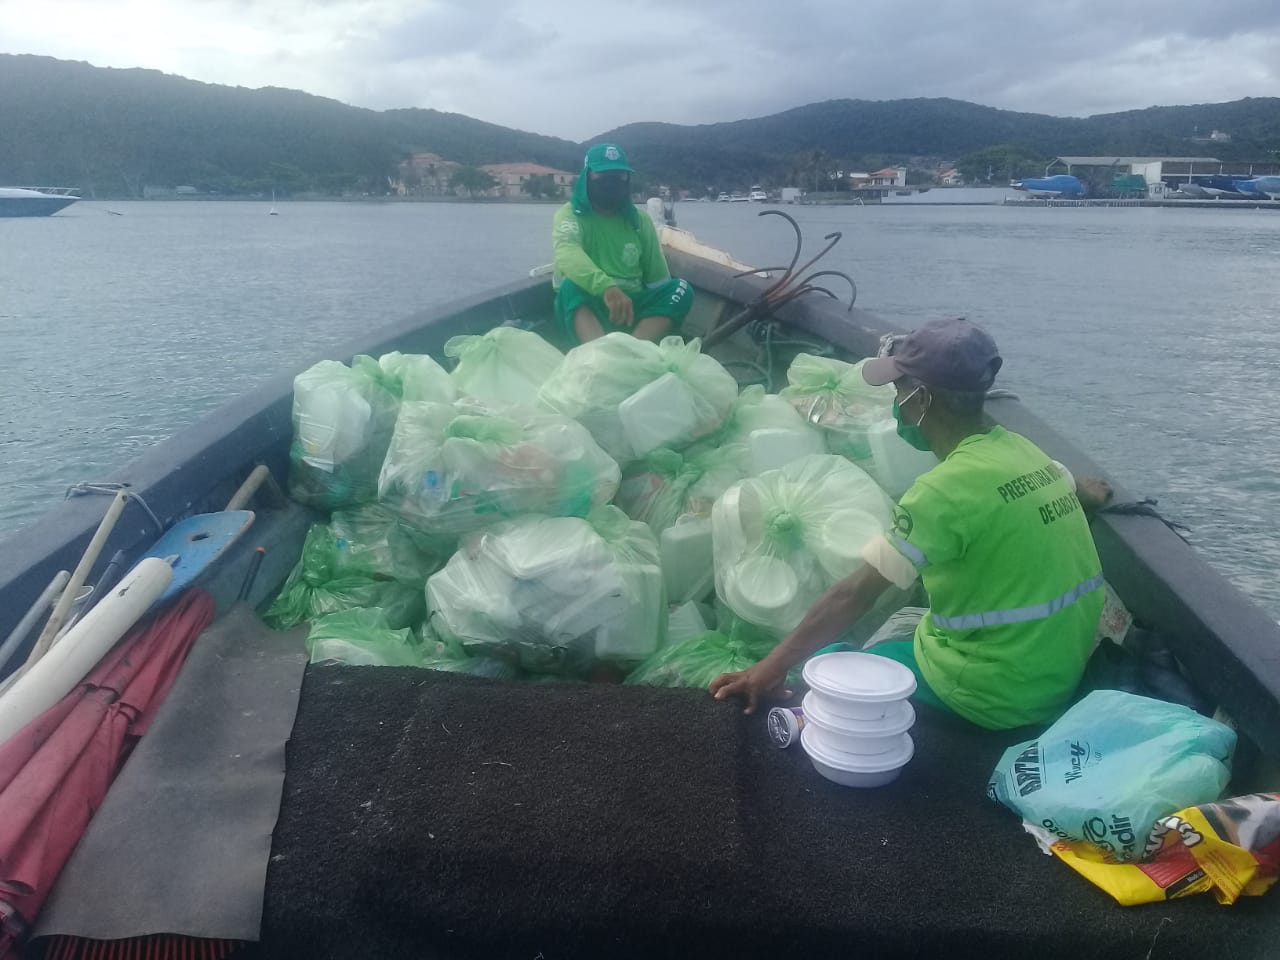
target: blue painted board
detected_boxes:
[139,511,255,604]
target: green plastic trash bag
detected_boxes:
[328,503,446,580]
[779,355,895,466]
[625,629,774,688]
[377,398,620,537]
[266,520,432,630]
[444,326,564,407]
[988,690,1236,861]
[615,444,744,535]
[703,385,826,475]
[307,608,424,666]
[538,333,739,462]
[426,505,664,676]
[376,351,457,404]
[712,454,893,635]
[419,635,521,680]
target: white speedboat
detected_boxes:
[748,186,768,202]
[0,187,79,217]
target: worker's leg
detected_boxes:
[573,305,607,343]
[631,315,671,342]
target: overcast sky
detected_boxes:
[3,0,1278,140]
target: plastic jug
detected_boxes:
[661,517,715,604]
[866,419,939,497]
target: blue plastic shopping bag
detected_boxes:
[987,689,1236,861]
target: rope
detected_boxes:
[64,482,164,534]
[1098,497,1191,542]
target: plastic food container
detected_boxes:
[801,691,914,755]
[723,555,802,625]
[801,726,915,788]
[802,651,916,721]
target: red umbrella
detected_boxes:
[0,589,215,956]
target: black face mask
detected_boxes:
[587,174,630,211]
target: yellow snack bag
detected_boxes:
[1048,793,1280,906]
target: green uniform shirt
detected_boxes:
[552,179,670,297]
[887,426,1104,729]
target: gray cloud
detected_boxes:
[1,0,1277,138]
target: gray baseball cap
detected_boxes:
[861,318,1003,391]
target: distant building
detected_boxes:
[939,168,962,186]
[780,187,803,203]
[480,163,576,199]
[395,152,462,196]
[868,167,907,187]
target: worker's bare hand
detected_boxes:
[1077,477,1113,512]
[709,660,789,716]
[603,286,634,328]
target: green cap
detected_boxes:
[583,142,634,173]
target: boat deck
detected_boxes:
[248,668,1277,959]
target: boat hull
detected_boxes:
[0,195,78,217]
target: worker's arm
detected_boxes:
[709,565,893,715]
[553,207,614,296]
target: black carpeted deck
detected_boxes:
[254,669,1278,960]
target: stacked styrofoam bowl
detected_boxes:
[800,652,917,787]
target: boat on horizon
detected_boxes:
[0,212,1276,959]
[0,187,79,218]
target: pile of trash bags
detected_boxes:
[277,327,944,681]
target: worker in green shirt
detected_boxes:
[553,143,693,344]
[710,318,1113,730]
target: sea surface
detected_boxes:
[2,199,1278,620]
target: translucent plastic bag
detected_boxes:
[538,333,739,462]
[419,635,521,680]
[444,326,564,407]
[376,351,457,404]
[378,399,620,537]
[615,444,744,535]
[988,689,1237,862]
[306,608,424,666]
[289,357,401,509]
[625,629,773,689]
[779,355,895,466]
[266,521,432,630]
[426,506,664,675]
[328,504,446,580]
[704,385,826,475]
[712,454,894,634]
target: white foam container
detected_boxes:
[747,427,825,475]
[802,651,917,721]
[618,372,701,457]
[661,518,715,604]
[801,726,914,788]
[723,555,802,625]
[801,691,915,755]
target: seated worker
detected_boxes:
[553,142,693,344]
[710,318,1112,730]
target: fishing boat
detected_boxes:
[0,187,78,218]
[0,211,1276,960]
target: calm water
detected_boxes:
[2,200,1278,619]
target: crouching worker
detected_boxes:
[553,142,693,344]
[710,318,1113,730]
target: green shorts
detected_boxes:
[555,277,694,342]
[811,639,954,714]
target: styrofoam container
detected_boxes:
[723,555,802,625]
[801,726,914,788]
[801,691,915,755]
[618,372,701,457]
[802,651,917,721]
[811,507,885,580]
[748,427,825,475]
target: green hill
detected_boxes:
[2,53,1277,197]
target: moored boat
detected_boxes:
[0,187,79,217]
[1,215,1277,959]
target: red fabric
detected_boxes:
[0,589,215,948]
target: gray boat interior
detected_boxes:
[3,248,1280,958]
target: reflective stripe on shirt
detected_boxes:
[891,535,929,569]
[931,572,1105,630]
